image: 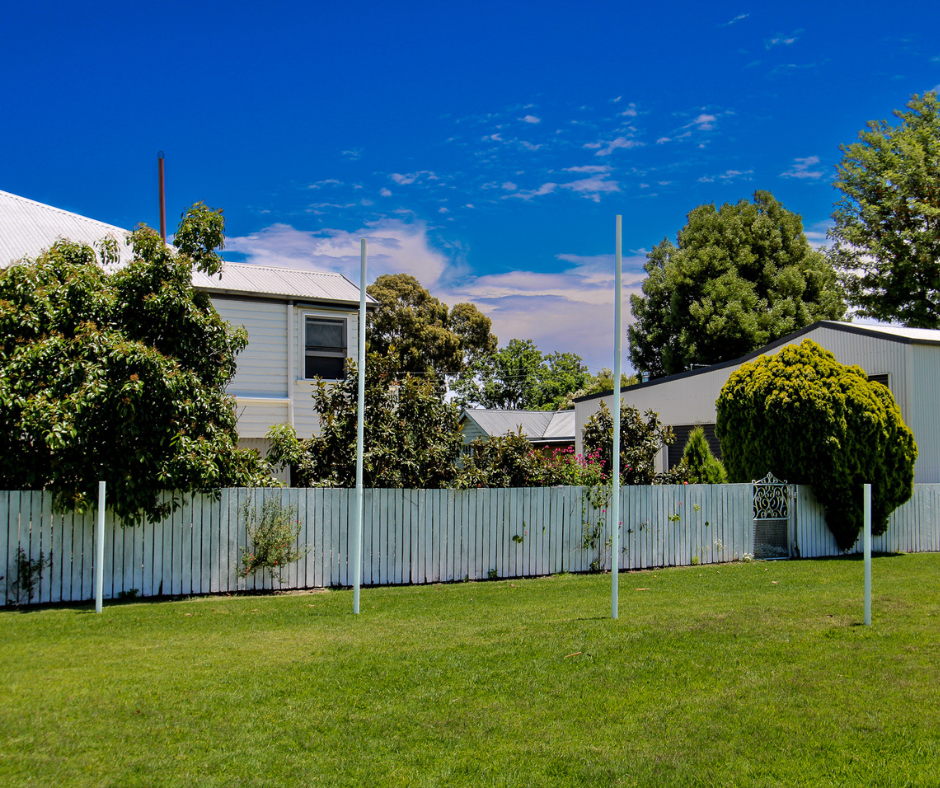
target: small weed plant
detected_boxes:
[7,547,51,606]
[237,499,309,582]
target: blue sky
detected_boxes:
[2,1,939,374]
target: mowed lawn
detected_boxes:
[1,554,939,788]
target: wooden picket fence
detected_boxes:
[1,484,938,607]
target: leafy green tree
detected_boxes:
[829,92,940,327]
[716,339,917,550]
[458,341,593,411]
[0,206,272,523]
[629,191,846,377]
[681,427,727,484]
[559,367,639,410]
[582,402,689,485]
[266,354,463,488]
[366,273,497,380]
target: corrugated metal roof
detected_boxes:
[193,263,373,306]
[461,409,575,442]
[0,189,135,267]
[0,188,372,305]
[845,322,940,343]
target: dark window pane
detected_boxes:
[306,319,345,350]
[305,354,346,380]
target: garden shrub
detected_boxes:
[582,401,689,485]
[716,339,916,550]
[681,427,727,484]
[237,499,309,582]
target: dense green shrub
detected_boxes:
[582,402,689,485]
[716,339,916,550]
[681,427,727,484]
[457,430,547,488]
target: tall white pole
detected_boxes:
[95,481,105,614]
[611,216,623,620]
[864,483,872,626]
[353,239,367,614]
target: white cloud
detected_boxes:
[390,171,438,185]
[483,133,504,142]
[439,207,450,214]
[465,204,475,209]
[501,181,518,191]
[803,220,832,250]
[521,115,541,123]
[692,114,717,130]
[224,219,450,286]
[503,183,557,201]
[719,13,749,26]
[697,169,754,183]
[618,103,638,117]
[586,137,645,156]
[560,174,620,202]
[308,179,342,189]
[380,187,392,197]
[780,156,824,179]
[766,30,802,48]
[610,96,622,103]
[564,165,612,173]
[341,149,362,160]
[656,136,671,144]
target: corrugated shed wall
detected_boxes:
[911,345,940,483]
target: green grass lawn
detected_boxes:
[1,554,939,787]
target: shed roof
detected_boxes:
[575,319,940,404]
[0,188,374,307]
[460,409,576,443]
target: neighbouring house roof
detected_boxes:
[460,409,576,444]
[575,319,940,404]
[0,188,375,308]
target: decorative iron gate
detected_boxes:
[752,472,793,559]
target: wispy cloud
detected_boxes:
[780,156,824,179]
[341,149,362,160]
[697,169,754,183]
[389,171,438,185]
[690,114,717,130]
[719,13,749,27]
[563,165,612,174]
[770,62,817,75]
[503,183,557,201]
[521,114,541,123]
[766,30,802,48]
[618,103,638,117]
[308,179,342,189]
[585,137,644,156]
[560,174,620,202]
[380,187,392,197]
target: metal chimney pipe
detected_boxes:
[158,151,166,242]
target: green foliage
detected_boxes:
[365,273,497,381]
[681,427,728,484]
[458,339,593,411]
[0,205,272,524]
[829,92,940,327]
[267,354,463,488]
[582,402,689,485]
[716,339,917,550]
[237,499,308,582]
[457,430,547,488]
[629,190,846,377]
[6,547,51,606]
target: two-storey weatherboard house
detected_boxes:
[0,188,375,468]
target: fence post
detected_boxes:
[864,483,871,626]
[95,481,105,613]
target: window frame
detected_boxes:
[302,313,348,381]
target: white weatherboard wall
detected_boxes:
[3,484,938,607]
[212,297,358,441]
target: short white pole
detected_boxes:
[864,483,872,626]
[353,239,367,614]
[95,481,105,614]
[611,215,622,620]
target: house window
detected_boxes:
[868,373,890,389]
[304,317,347,380]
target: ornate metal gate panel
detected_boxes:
[753,472,793,559]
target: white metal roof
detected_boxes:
[844,321,940,343]
[461,409,576,442]
[0,188,372,306]
[0,189,135,267]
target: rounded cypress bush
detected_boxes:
[681,427,728,484]
[716,339,917,550]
